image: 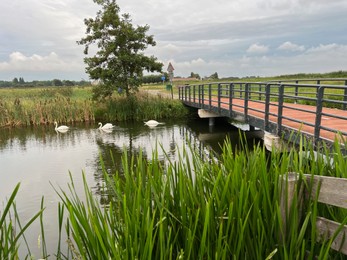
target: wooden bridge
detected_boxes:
[178,79,347,151]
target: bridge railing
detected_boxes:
[178,81,347,147]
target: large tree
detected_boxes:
[78,0,163,98]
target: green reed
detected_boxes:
[54,135,347,259]
[94,91,188,122]
[0,87,95,127]
[0,183,43,260]
[0,87,187,127]
[2,135,347,259]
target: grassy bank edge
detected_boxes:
[0,88,188,128]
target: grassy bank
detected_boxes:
[0,86,94,127]
[94,91,188,121]
[0,86,188,127]
[2,135,347,259]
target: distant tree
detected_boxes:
[189,72,200,79]
[142,73,169,84]
[78,0,163,99]
[19,77,25,84]
[209,72,219,80]
[63,80,75,86]
[12,78,19,84]
[52,79,63,86]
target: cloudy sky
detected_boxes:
[1,0,347,81]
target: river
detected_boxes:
[0,117,262,258]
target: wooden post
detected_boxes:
[279,173,347,254]
[279,172,303,242]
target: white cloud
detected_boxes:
[278,41,305,52]
[305,43,347,53]
[246,44,269,54]
[0,0,347,80]
[168,42,347,78]
[0,52,82,72]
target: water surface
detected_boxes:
[0,118,262,257]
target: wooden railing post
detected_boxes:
[279,172,303,242]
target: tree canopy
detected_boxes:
[78,0,163,99]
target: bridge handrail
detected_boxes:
[267,78,347,84]
[178,81,347,149]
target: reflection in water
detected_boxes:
[0,118,263,257]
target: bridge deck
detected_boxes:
[179,81,347,148]
[214,98,347,142]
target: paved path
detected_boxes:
[141,89,179,99]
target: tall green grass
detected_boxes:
[94,91,188,122]
[0,183,43,259]
[0,87,95,127]
[0,87,187,127]
[2,135,347,259]
[56,136,347,259]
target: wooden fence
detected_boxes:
[280,172,347,254]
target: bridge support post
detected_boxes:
[209,117,215,126]
[264,132,290,152]
[198,109,223,127]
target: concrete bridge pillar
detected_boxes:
[198,109,223,127]
[209,117,215,126]
[264,132,290,152]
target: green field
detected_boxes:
[1,72,346,128]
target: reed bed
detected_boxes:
[0,87,187,127]
[55,136,347,259]
[0,87,95,127]
[0,97,95,127]
[2,135,347,259]
[94,91,188,122]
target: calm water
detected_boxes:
[0,118,262,258]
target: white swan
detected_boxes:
[54,121,69,133]
[144,120,164,127]
[98,122,114,130]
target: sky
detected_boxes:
[1,0,347,81]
